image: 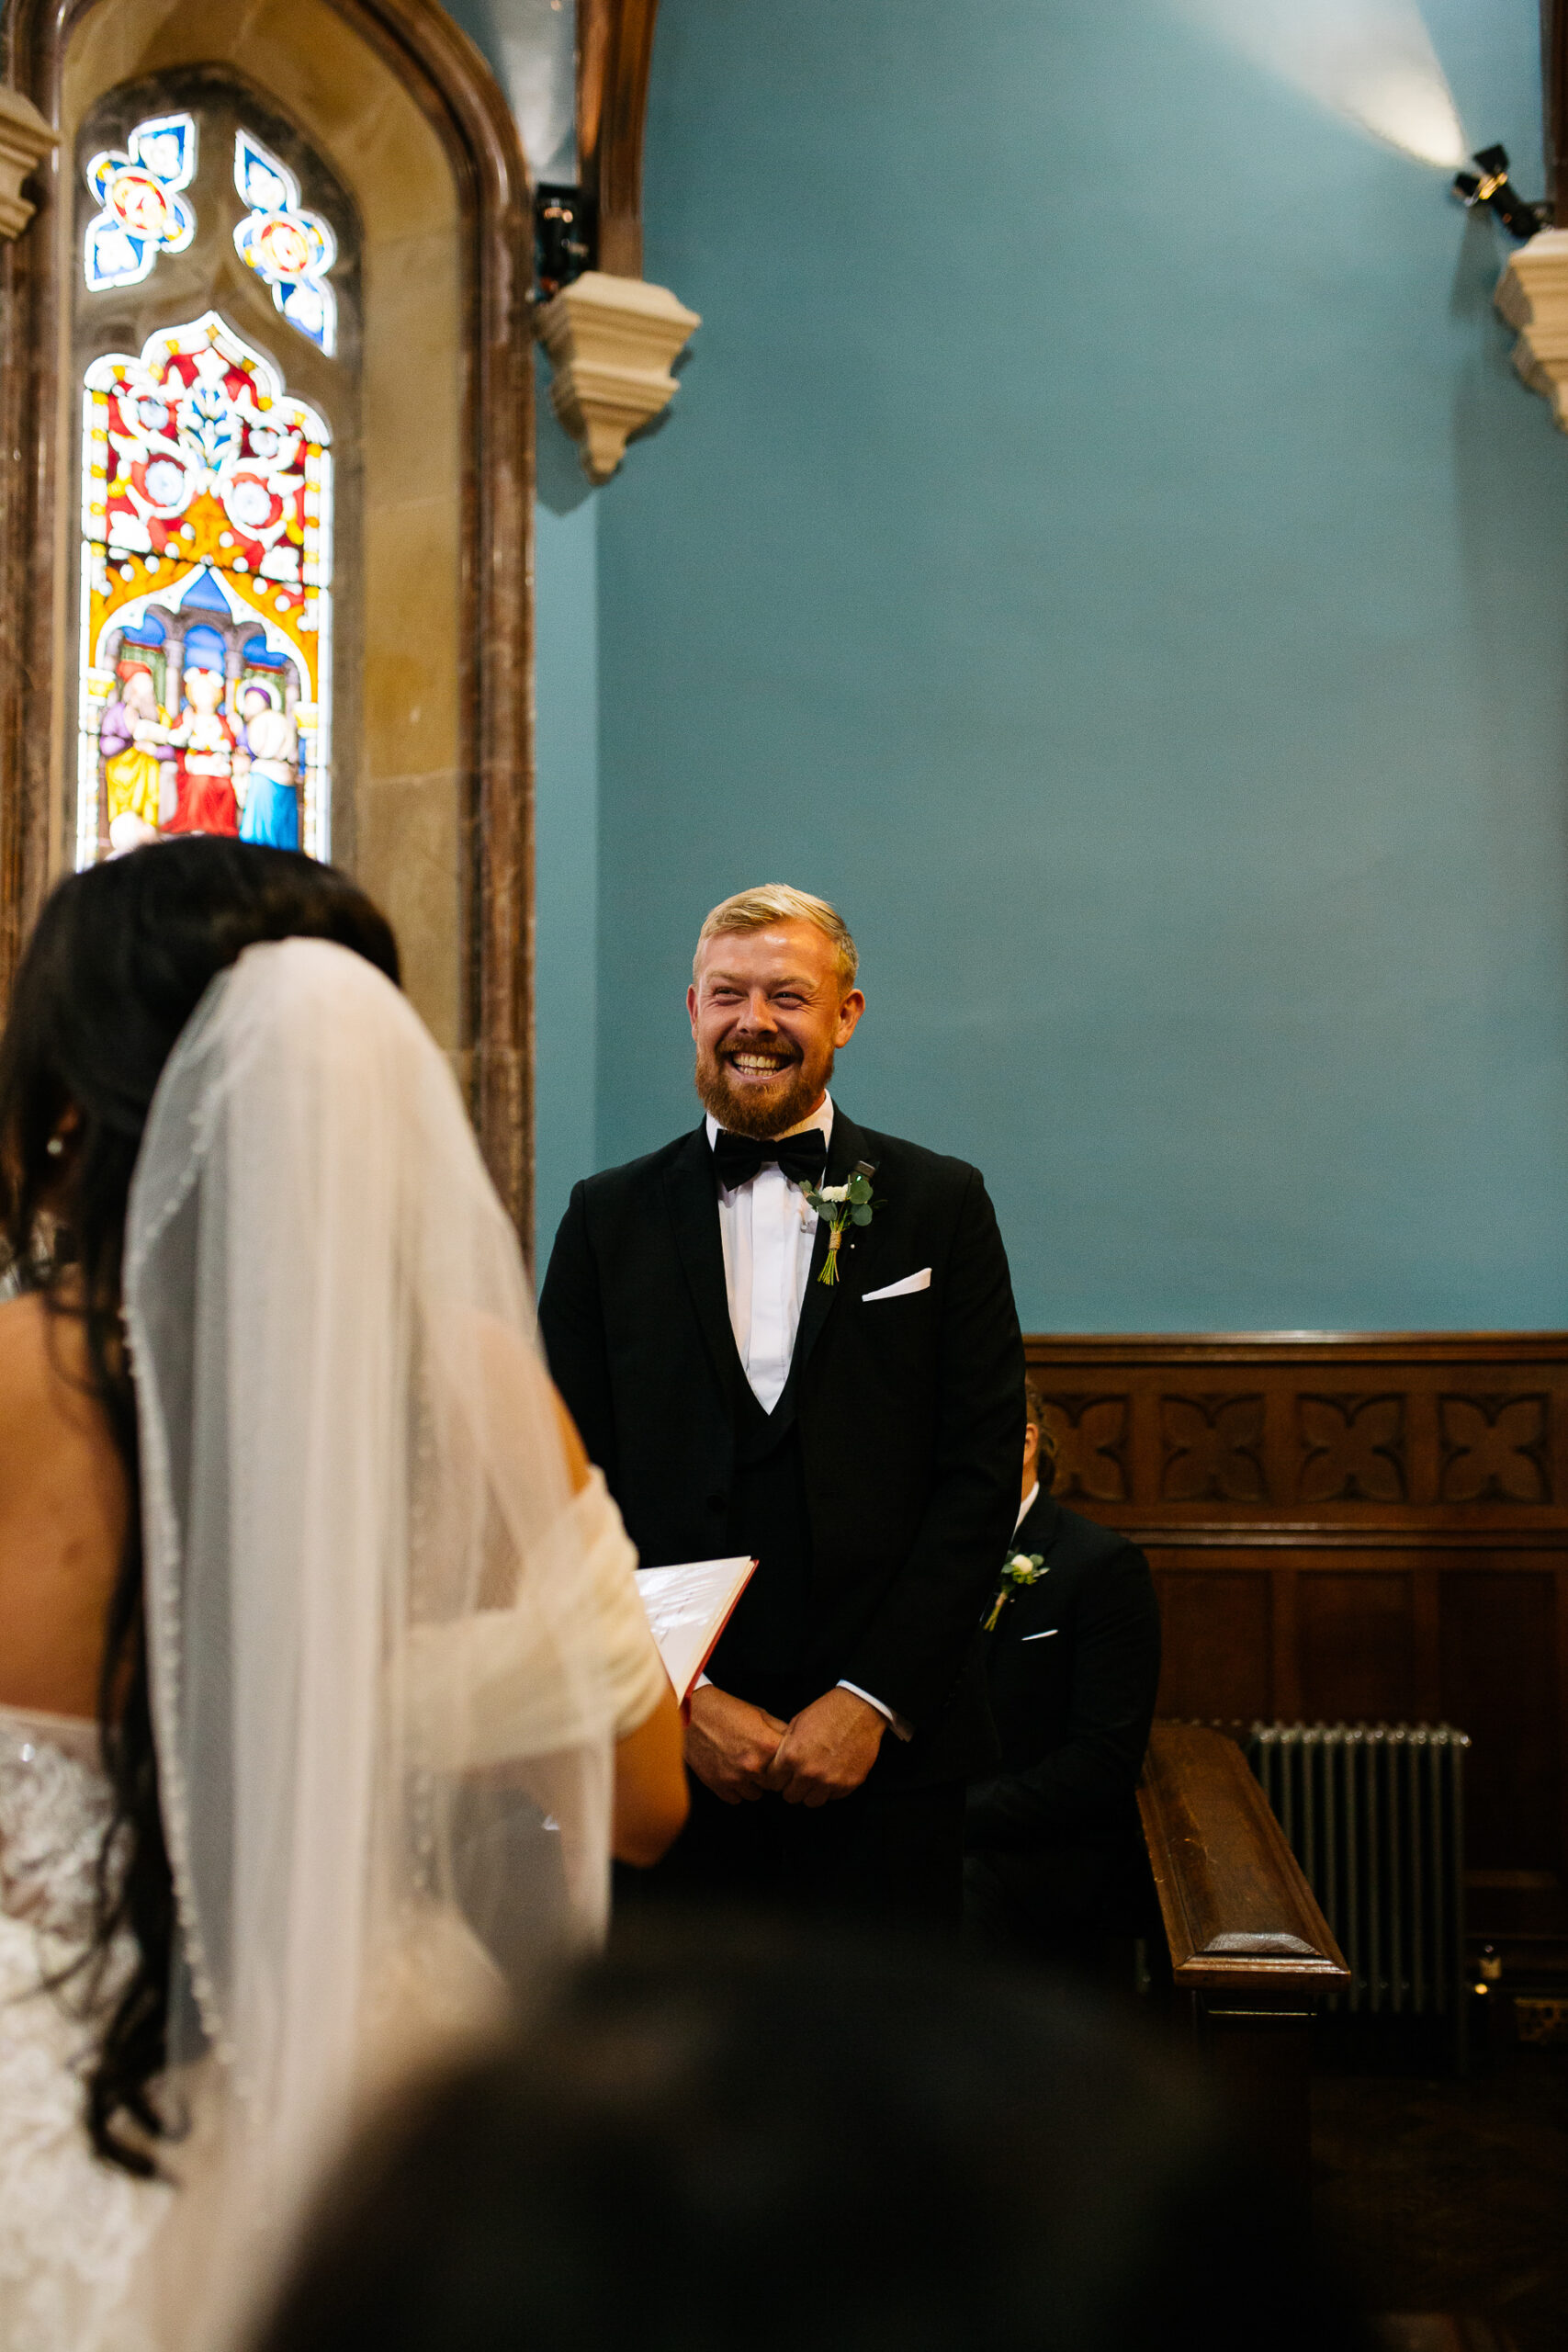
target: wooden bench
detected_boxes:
[1140,1721,1349,2199]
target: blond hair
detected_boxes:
[694,885,859,989]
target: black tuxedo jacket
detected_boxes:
[964,1490,1160,1928]
[538,1107,1024,1786]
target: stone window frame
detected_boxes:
[0,0,537,1247]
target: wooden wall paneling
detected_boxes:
[1413,1560,1442,1725]
[1560,1564,1568,1887]
[1551,1365,1568,1498]
[1296,1569,1416,1724]
[1404,1379,1441,1503]
[1438,1566,1559,1888]
[1129,1381,1159,1500]
[1271,1561,1301,1723]
[1264,1379,1295,1501]
[1027,1334,1568,1953]
[1154,1564,1273,1723]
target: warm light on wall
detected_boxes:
[1172,0,1465,166]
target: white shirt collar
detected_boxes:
[1013,1480,1041,1538]
[705,1091,834,1168]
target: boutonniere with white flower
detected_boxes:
[796,1165,881,1286]
[984,1551,1046,1632]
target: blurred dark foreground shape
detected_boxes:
[252,1917,1367,2352]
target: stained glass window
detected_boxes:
[77,310,333,865]
[83,111,197,290]
[233,130,338,355]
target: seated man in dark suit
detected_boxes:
[964,1381,1162,1973]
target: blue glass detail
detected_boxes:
[232,128,337,356]
[242,631,289,670]
[179,622,228,673]
[234,130,293,216]
[178,567,234,615]
[83,112,197,292]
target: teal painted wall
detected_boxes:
[586,0,1568,1330]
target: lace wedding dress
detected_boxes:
[0,1705,169,2352]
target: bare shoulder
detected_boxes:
[0,1288,45,1345]
[0,1291,96,1427]
[0,1290,115,1486]
[0,1291,126,1715]
[0,1290,54,1401]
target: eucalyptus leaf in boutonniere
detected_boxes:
[796,1165,881,1286]
[984,1551,1046,1632]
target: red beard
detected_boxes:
[694,1040,833,1138]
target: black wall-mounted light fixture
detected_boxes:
[1451,144,1547,242]
[534,184,597,300]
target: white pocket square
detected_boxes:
[862,1268,931,1302]
[1021,1628,1059,1642]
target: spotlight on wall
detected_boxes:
[1451,144,1547,242]
[534,184,597,300]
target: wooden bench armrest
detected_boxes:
[1139,1723,1349,1998]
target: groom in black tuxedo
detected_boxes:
[539,885,1023,1923]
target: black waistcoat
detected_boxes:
[707,1364,816,1714]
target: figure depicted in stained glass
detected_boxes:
[78,312,332,866]
[83,113,197,291]
[98,662,175,852]
[167,651,240,837]
[234,678,300,850]
[233,129,337,354]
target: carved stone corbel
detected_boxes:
[1495,229,1568,429]
[0,85,59,240]
[535,269,698,482]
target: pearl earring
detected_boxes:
[45,1136,64,1158]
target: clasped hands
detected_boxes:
[685,1681,886,1807]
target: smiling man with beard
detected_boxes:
[538,886,1024,1922]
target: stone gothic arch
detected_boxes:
[0,0,538,1241]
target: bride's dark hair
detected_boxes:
[0,839,400,2175]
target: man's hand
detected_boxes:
[764,1687,886,1807]
[685,1684,789,1804]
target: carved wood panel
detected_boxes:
[1297,1393,1405,1503]
[1033,1393,1128,1502]
[1160,1393,1266,1502]
[1026,1334,1568,1959]
[1438,1393,1551,1504]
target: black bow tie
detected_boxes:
[712,1126,829,1192]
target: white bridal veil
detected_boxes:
[122,938,619,2341]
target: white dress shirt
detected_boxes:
[1014,1481,1040,1538]
[702,1094,908,1738]
[706,1094,832,1415]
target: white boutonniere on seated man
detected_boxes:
[796,1163,880,1285]
[984,1550,1047,1633]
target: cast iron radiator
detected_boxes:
[1247,1723,1470,2061]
